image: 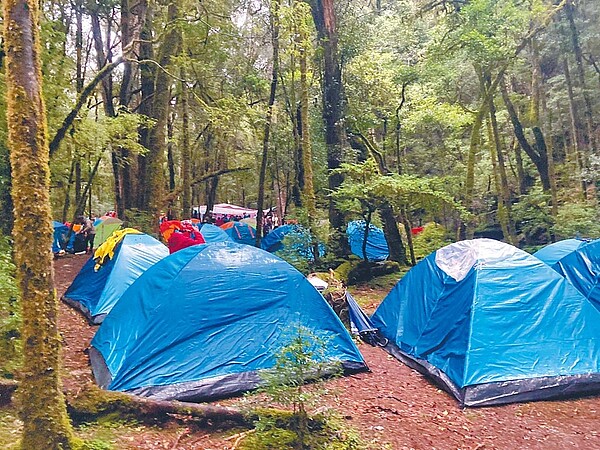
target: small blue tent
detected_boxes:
[198,223,231,243]
[346,221,389,261]
[220,221,256,246]
[533,238,588,267]
[261,225,325,260]
[62,233,169,324]
[535,238,600,311]
[89,242,367,402]
[52,221,69,253]
[371,238,600,406]
[261,224,295,253]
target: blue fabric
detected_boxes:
[222,221,256,246]
[537,238,600,311]
[63,234,168,321]
[261,225,295,252]
[198,223,231,243]
[91,242,365,393]
[346,221,389,261]
[534,239,588,267]
[372,238,600,389]
[261,225,324,261]
[52,221,69,253]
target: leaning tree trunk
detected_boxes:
[3,0,76,448]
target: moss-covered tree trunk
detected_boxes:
[180,67,192,218]
[145,3,182,218]
[3,0,76,448]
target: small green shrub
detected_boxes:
[241,325,366,450]
[552,202,600,240]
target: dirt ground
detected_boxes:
[55,254,600,449]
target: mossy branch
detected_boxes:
[49,57,125,157]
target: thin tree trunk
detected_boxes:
[137,0,154,209]
[487,88,515,244]
[486,119,511,244]
[565,0,596,155]
[181,67,192,218]
[256,0,281,247]
[3,0,76,446]
[563,56,586,195]
[299,15,320,265]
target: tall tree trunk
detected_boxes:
[565,0,596,155]
[137,0,154,210]
[486,119,511,244]
[500,82,551,192]
[89,2,123,218]
[180,67,192,218]
[256,0,280,246]
[487,85,515,244]
[3,0,76,447]
[145,3,182,218]
[563,56,586,195]
[299,12,320,265]
[307,0,350,257]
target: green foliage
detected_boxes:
[332,159,469,221]
[0,236,21,378]
[241,325,365,450]
[123,209,156,236]
[552,202,600,240]
[411,223,453,260]
[511,188,553,245]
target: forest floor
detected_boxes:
[2,253,600,449]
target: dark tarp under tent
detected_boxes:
[62,232,169,324]
[89,241,367,402]
[346,220,389,262]
[371,238,600,406]
[534,238,600,311]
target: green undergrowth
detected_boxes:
[0,235,21,378]
[239,409,365,450]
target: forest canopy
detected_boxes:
[0,0,599,254]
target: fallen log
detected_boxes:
[66,384,254,428]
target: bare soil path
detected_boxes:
[55,254,600,449]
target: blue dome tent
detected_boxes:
[89,242,367,402]
[198,223,231,243]
[346,220,389,261]
[220,221,256,246]
[533,238,588,267]
[62,233,169,324]
[261,224,295,253]
[261,225,325,260]
[534,238,600,310]
[371,238,600,406]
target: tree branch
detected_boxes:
[49,57,125,157]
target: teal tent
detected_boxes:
[535,238,600,311]
[90,242,367,402]
[62,233,169,324]
[372,238,600,406]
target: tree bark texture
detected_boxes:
[145,3,182,218]
[307,0,350,257]
[3,0,76,447]
[180,68,192,218]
